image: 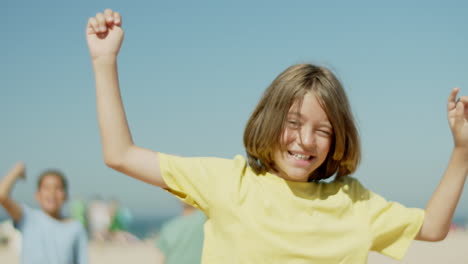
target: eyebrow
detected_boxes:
[287,112,301,117]
[288,112,332,126]
[319,123,333,130]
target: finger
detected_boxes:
[113,11,122,26]
[13,162,25,171]
[454,101,465,129]
[447,87,459,111]
[104,9,114,24]
[18,166,26,179]
[457,95,468,104]
[461,96,468,117]
[87,17,99,34]
[11,162,25,178]
[96,12,107,33]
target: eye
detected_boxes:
[287,119,301,129]
[317,129,332,136]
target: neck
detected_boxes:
[45,210,63,220]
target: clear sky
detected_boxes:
[1,0,467,219]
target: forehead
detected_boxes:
[39,174,64,187]
[288,92,330,122]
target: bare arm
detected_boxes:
[86,9,166,188]
[0,162,25,221]
[415,88,468,241]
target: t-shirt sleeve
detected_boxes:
[158,153,246,214]
[13,204,32,231]
[363,186,425,260]
[75,223,89,264]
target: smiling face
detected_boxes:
[272,92,333,182]
[244,64,361,180]
[35,173,67,217]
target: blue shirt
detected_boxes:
[14,204,88,264]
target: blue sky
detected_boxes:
[1,0,467,219]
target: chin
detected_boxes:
[42,205,61,214]
[289,176,310,182]
[44,208,57,213]
[282,171,311,182]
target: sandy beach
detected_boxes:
[1,230,467,263]
[367,230,468,264]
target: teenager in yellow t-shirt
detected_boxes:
[86,9,468,264]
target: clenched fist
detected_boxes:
[86,9,124,60]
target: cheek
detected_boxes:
[318,137,332,154]
[281,129,296,145]
[56,191,66,200]
[37,189,50,198]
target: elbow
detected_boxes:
[432,231,449,242]
[419,213,452,242]
[0,193,8,205]
[102,144,134,171]
[421,230,449,242]
[103,155,125,171]
[102,146,133,171]
[0,187,8,203]
[425,235,447,242]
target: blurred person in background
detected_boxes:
[156,202,205,264]
[0,162,88,264]
[86,195,111,242]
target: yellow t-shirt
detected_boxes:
[158,153,424,264]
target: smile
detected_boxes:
[288,151,313,161]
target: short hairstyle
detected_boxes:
[243,64,361,181]
[37,169,68,194]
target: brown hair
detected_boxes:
[243,64,360,181]
[37,169,68,194]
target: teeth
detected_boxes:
[291,153,310,160]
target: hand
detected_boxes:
[447,88,468,149]
[11,162,26,180]
[86,9,124,60]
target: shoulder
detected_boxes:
[68,220,88,240]
[159,153,247,167]
[19,204,37,215]
[71,219,86,230]
[336,175,363,187]
[158,153,249,178]
[332,176,371,201]
[60,218,87,233]
[13,205,48,230]
[336,177,404,212]
[17,204,41,221]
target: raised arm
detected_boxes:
[0,162,25,221]
[416,88,468,241]
[86,9,166,188]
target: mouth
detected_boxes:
[287,151,314,161]
[44,198,59,207]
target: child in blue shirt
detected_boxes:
[0,162,88,264]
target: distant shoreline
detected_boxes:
[1,214,467,239]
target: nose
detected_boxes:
[298,126,316,149]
